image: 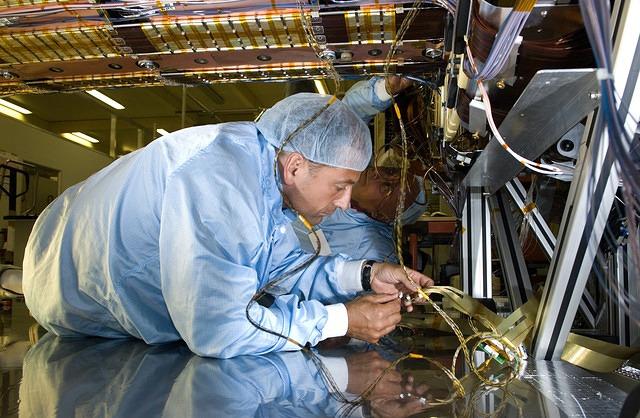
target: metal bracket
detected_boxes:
[463,69,599,194]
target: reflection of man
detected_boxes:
[22,334,429,418]
[320,167,428,263]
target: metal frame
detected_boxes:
[461,187,492,298]
[505,178,598,326]
[489,189,533,308]
[615,242,640,346]
[530,0,640,359]
[463,69,599,194]
[505,179,556,258]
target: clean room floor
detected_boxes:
[0,299,636,418]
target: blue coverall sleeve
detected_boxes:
[158,146,339,358]
[271,253,362,305]
[341,77,392,123]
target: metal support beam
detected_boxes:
[461,187,492,298]
[531,0,640,359]
[181,84,187,129]
[615,242,640,346]
[136,128,144,150]
[109,114,117,158]
[505,177,598,326]
[505,179,555,258]
[489,189,532,308]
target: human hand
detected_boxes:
[369,263,434,312]
[385,75,413,96]
[346,351,424,398]
[345,351,399,394]
[345,293,402,343]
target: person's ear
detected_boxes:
[281,152,306,186]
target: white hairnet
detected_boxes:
[256,93,372,171]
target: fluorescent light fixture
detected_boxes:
[71,131,100,143]
[86,89,125,110]
[61,133,94,148]
[156,128,170,136]
[253,108,266,122]
[314,79,328,95]
[0,98,31,114]
[0,104,25,121]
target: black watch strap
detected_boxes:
[361,260,375,292]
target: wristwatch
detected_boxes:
[361,260,375,292]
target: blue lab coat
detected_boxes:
[23,78,391,358]
[320,208,397,263]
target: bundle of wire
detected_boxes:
[466,0,534,82]
[376,0,527,405]
[462,0,573,176]
[578,0,640,315]
[426,166,460,217]
[295,0,342,94]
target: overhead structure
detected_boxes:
[0,0,447,94]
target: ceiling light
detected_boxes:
[71,131,99,143]
[194,58,209,64]
[0,104,25,121]
[156,128,170,136]
[61,133,94,148]
[49,67,64,73]
[256,54,272,61]
[314,79,327,95]
[368,48,382,56]
[86,89,125,110]
[108,63,123,69]
[0,99,31,114]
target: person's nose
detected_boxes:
[334,188,352,210]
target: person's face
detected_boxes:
[281,153,361,225]
[351,167,419,222]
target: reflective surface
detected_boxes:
[0,301,634,417]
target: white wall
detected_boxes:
[0,114,113,266]
[0,114,113,191]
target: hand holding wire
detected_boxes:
[369,262,434,312]
[345,293,402,344]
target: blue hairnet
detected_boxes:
[400,176,428,225]
[256,93,372,171]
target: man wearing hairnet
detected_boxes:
[22,77,433,358]
[320,166,428,263]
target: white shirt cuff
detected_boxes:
[316,354,349,392]
[336,259,366,293]
[374,78,393,101]
[321,303,349,339]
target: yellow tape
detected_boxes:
[561,333,640,373]
[405,290,640,374]
[393,102,402,119]
[521,202,537,215]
